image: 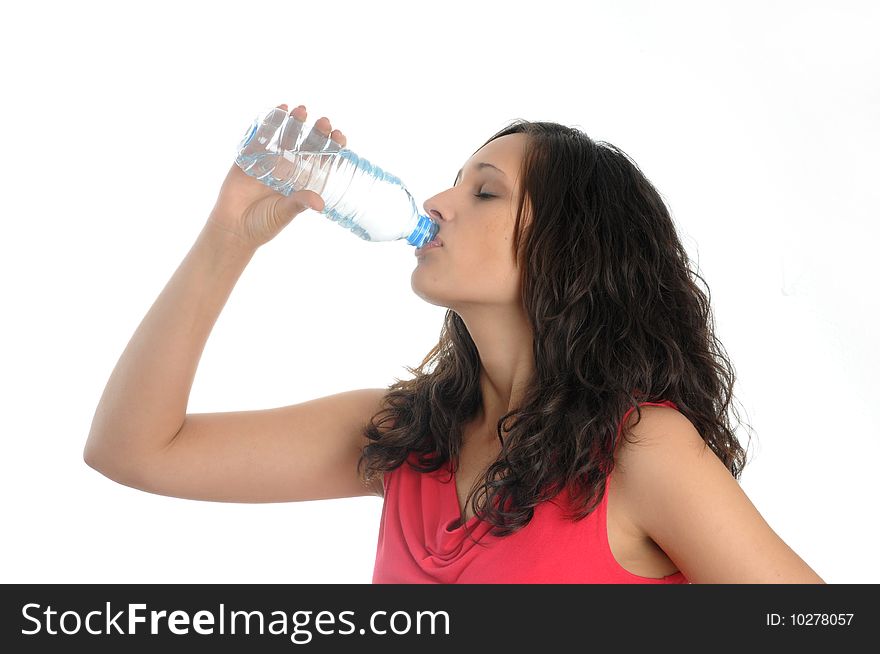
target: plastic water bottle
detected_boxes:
[234,106,438,248]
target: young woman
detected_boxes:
[84,102,825,584]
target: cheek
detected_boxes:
[475,217,516,256]
[478,226,519,270]
[458,246,519,290]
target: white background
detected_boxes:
[1,0,877,583]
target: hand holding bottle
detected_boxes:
[206,103,347,251]
[232,105,438,247]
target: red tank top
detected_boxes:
[372,400,689,583]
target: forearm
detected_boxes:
[84,221,257,468]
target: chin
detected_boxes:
[410,279,451,308]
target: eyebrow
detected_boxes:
[454,162,507,186]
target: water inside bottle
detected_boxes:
[235,150,340,196]
[235,143,436,245]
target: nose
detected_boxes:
[422,197,446,224]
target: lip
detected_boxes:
[415,238,444,257]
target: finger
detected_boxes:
[278,189,324,219]
[299,116,333,152]
[330,129,347,149]
[269,105,309,187]
[290,104,307,121]
[239,105,289,158]
[278,105,307,152]
[300,190,325,212]
[322,130,342,153]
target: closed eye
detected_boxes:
[474,192,496,200]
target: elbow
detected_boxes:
[82,443,136,489]
[83,445,114,479]
[82,438,101,471]
[82,432,109,472]
[82,433,126,478]
[82,434,158,491]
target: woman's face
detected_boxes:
[412,133,529,310]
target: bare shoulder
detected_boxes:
[612,404,711,503]
[611,405,825,582]
[610,406,700,533]
[620,404,702,450]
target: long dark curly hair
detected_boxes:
[356,119,754,543]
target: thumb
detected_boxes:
[282,190,324,214]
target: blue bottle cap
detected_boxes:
[408,214,439,247]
